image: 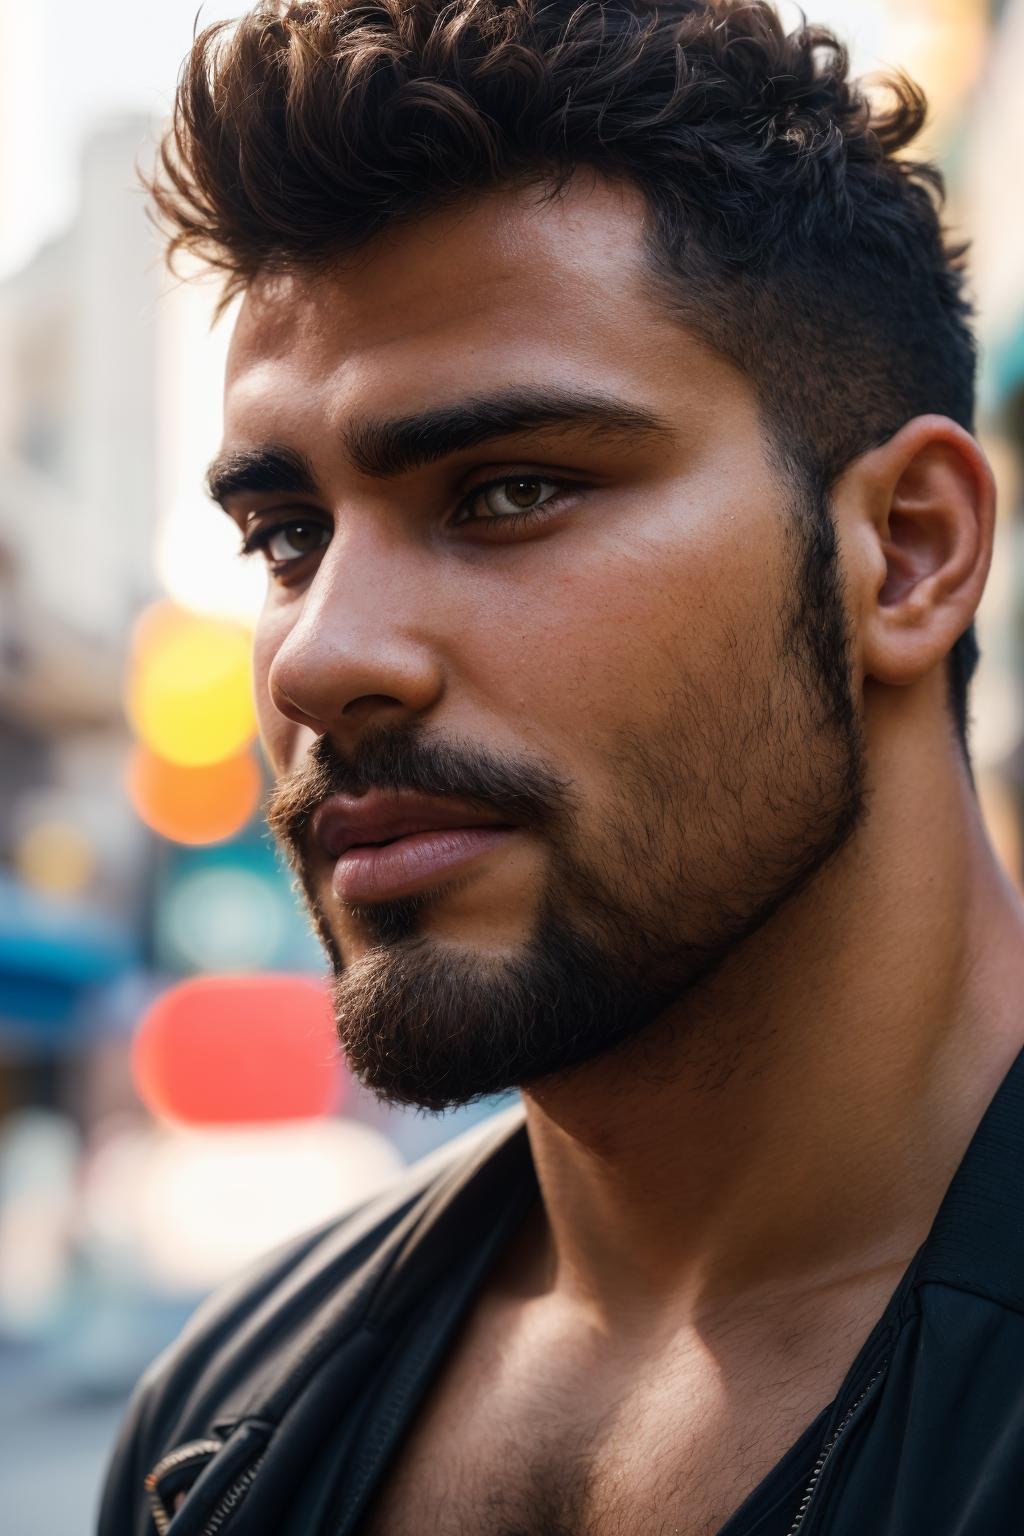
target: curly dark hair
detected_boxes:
[148,0,981,760]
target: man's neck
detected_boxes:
[519,742,1024,1334]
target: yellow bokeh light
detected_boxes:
[125,601,256,767]
[15,820,96,897]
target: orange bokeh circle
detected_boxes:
[125,744,262,845]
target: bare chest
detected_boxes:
[357,1394,819,1536]
[355,1309,860,1536]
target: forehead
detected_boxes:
[224,176,726,424]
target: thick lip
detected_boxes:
[309,790,515,860]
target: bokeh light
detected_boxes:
[124,600,257,768]
[159,864,290,973]
[78,1117,405,1295]
[136,1120,404,1293]
[125,744,262,846]
[13,820,96,897]
[132,973,342,1126]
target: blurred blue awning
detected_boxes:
[0,872,137,1043]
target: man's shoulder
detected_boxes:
[102,1100,531,1532]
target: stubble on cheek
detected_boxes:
[585,595,839,948]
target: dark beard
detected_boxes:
[273,487,868,1113]
[327,881,680,1112]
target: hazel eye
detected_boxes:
[451,473,580,535]
[243,520,330,563]
[476,477,559,518]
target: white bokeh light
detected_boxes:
[154,273,267,623]
[136,1120,404,1293]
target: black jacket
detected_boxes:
[99,1047,1024,1536]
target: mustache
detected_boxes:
[263,722,578,863]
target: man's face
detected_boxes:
[216,175,867,1110]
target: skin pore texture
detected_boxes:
[216,175,1024,1533]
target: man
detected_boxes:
[100,1,1024,1533]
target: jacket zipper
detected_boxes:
[784,1359,889,1536]
[144,1441,223,1535]
[198,1455,266,1535]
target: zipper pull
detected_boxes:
[144,1440,223,1535]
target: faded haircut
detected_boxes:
[147,0,982,758]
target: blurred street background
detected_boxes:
[1,1,1022,1531]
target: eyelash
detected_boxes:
[237,475,580,571]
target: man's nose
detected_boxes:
[264,531,446,737]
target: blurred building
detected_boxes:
[0,117,160,1084]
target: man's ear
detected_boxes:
[840,415,996,689]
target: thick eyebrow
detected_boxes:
[206,388,673,508]
[345,388,673,478]
[206,445,319,510]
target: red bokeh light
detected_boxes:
[132,974,344,1125]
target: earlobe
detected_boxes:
[854,416,995,690]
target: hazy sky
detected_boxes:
[0,0,239,278]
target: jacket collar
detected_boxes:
[911,1044,1024,1306]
